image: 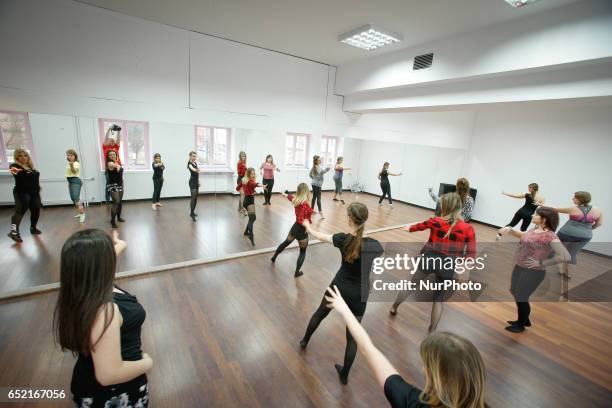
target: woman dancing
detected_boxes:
[7,149,42,242]
[270,183,313,277]
[379,162,402,206]
[332,156,350,204]
[499,183,544,234]
[309,155,330,219]
[65,149,85,223]
[260,154,279,206]
[237,167,266,246]
[237,151,248,215]
[390,193,476,333]
[151,153,165,210]
[555,191,603,278]
[187,151,200,222]
[54,229,153,407]
[498,207,570,333]
[106,151,125,229]
[325,286,487,407]
[300,202,384,384]
[428,178,474,222]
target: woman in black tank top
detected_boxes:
[500,183,545,233]
[187,151,200,221]
[54,229,153,407]
[378,162,402,206]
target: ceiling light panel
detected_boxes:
[339,24,403,51]
[504,0,542,7]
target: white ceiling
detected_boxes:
[76,0,581,65]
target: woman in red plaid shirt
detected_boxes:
[390,193,476,333]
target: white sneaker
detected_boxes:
[157,202,163,207]
[389,203,394,207]
[79,213,86,223]
[74,214,80,218]
[152,204,157,210]
[495,234,502,241]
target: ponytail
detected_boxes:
[343,202,369,263]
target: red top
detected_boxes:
[409,217,476,259]
[237,179,259,196]
[103,143,121,165]
[237,161,247,178]
[287,195,313,225]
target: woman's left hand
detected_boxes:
[324,285,351,315]
[524,257,542,269]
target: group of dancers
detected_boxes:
[5,135,605,407]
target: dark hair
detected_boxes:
[53,229,116,356]
[344,202,369,263]
[153,153,161,160]
[246,167,256,179]
[381,162,390,174]
[536,206,559,231]
[105,149,117,163]
[456,178,470,203]
[265,154,273,164]
[66,149,79,162]
[189,151,196,157]
[528,183,539,198]
[574,191,591,206]
[310,155,321,178]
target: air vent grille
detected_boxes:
[413,53,434,70]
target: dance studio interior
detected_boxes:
[1,0,611,407]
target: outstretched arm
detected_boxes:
[502,191,525,199]
[303,221,333,243]
[498,226,526,239]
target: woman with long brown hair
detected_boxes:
[300,202,384,384]
[498,206,570,333]
[106,150,124,229]
[260,154,279,205]
[8,149,42,242]
[54,229,153,407]
[309,155,330,218]
[378,162,402,207]
[237,151,248,215]
[499,183,545,234]
[326,285,487,408]
[237,167,266,246]
[429,178,474,222]
[66,149,85,223]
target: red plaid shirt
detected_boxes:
[287,194,313,225]
[409,217,476,259]
[237,179,259,196]
[237,161,247,178]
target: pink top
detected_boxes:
[262,162,275,179]
[569,206,598,224]
[516,230,558,270]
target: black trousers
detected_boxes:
[311,185,322,211]
[506,209,533,231]
[510,265,546,325]
[379,182,392,204]
[152,178,163,203]
[262,178,274,204]
[11,191,41,230]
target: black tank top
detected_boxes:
[380,169,389,183]
[10,163,40,194]
[105,161,124,185]
[522,194,537,213]
[71,286,147,396]
[188,161,199,183]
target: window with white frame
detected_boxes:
[0,111,34,170]
[285,133,310,167]
[99,119,150,170]
[320,135,340,167]
[195,125,231,167]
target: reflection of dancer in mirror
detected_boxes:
[271,183,312,277]
[102,125,122,203]
[378,162,401,207]
[151,153,165,211]
[66,149,85,223]
[300,202,384,385]
[309,155,330,219]
[260,154,279,206]
[429,178,474,222]
[333,156,350,205]
[237,151,248,216]
[187,151,200,222]
[390,193,476,334]
[54,229,154,407]
[106,150,125,229]
[237,167,266,246]
[498,207,570,333]
[497,183,544,238]
[8,149,42,242]
[554,191,603,278]
[326,285,487,408]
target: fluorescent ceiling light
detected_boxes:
[504,0,542,7]
[339,24,403,51]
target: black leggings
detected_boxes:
[379,182,392,204]
[262,178,274,204]
[190,189,198,215]
[272,233,308,274]
[152,178,163,203]
[506,209,534,231]
[11,191,41,231]
[510,265,546,325]
[311,185,322,212]
[110,190,124,222]
[303,295,362,380]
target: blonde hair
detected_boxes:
[292,183,311,207]
[440,193,463,239]
[66,149,79,162]
[344,202,368,263]
[245,167,256,180]
[420,332,486,408]
[14,149,35,170]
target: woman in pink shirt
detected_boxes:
[260,154,279,206]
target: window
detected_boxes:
[0,111,34,170]
[285,133,310,167]
[320,135,340,167]
[99,119,150,170]
[195,126,231,167]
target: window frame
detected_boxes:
[194,125,232,168]
[320,135,340,168]
[285,132,311,168]
[99,118,150,171]
[0,110,35,170]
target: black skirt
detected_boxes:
[243,195,255,207]
[290,222,308,241]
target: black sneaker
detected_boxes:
[294,271,304,278]
[335,364,348,385]
[507,319,531,327]
[30,227,42,235]
[8,231,23,243]
[505,324,526,333]
[117,217,125,223]
[111,221,118,229]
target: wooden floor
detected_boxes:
[0,192,433,294]
[0,215,611,407]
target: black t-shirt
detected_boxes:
[384,375,429,408]
[10,163,40,194]
[380,169,390,183]
[152,162,165,179]
[105,161,123,185]
[332,233,384,286]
